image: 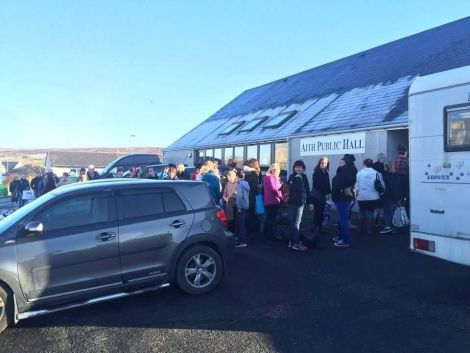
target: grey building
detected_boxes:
[165,17,470,180]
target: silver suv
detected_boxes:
[0,179,234,333]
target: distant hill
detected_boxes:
[0,147,163,155]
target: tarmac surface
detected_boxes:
[0,224,469,353]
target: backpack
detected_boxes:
[279,182,290,204]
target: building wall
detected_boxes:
[289,129,401,186]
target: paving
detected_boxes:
[0,225,469,353]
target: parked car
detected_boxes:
[0,179,233,333]
[100,154,162,178]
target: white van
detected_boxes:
[408,65,470,266]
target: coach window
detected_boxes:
[445,105,470,152]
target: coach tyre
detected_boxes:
[0,285,13,333]
[176,245,223,295]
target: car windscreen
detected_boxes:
[0,193,55,234]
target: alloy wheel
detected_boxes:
[184,253,217,289]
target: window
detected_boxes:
[263,111,297,129]
[234,146,244,165]
[181,184,215,209]
[119,192,164,220]
[275,143,288,171]
[239,117,267,132]
[219,121,244,135]
[445,105,470,152]
[39,195,111,231]
[205,149,213,158]
[214,148,222,161]
[246,145,258,160]
[259,144,271,167]
[163,192,186,213]
[224,147,233,165]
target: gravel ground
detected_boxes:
[0,226,469,353]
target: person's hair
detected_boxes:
[267,163,280,176]
[292,160,306,173]
[163,166,170,173]
[79,167,86,173]
[315,157,329,172]
[377,153,386,161]
[397,145,407,154]
[168,167,177,174]
[196,162,203,169]
[384,161,395,172]
[229,161,238,169]
[227,170,237,181]
[88,165,95,169]
[168,163,176,169]
[176,164,185,173]
[200,160,215,176]
[343,154,356,163]
[237,169,245,179]
[62,172,69,177]
[248,158,260,175]
[363,158,374,168]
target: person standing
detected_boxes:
[355,158,385,236]
[86,165,100,180]
[57,172,74,187]
[372,153,386,174]
[243,159,262,235]
[176,164,191,180]
[43,171,57,194]
[201,161,221,203]
[9,176,20,205]
[17,176,30,207]
[262,163,282,241]
[222,170,238,233]
[191,163,203,180]
[380,161,402,234]
[395,145,410,214]
[30,172,45,198]
[287,160,310,251]
[331,158,356,247]
[309,157,331,234]
[235,170,250,248]
[78,168,88,182]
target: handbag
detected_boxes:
[255,194,265,215]
[374,173,385,196]
[22,189,35,201]
[392,206,409,228]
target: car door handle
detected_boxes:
[96,232,116,241]
[170,220,186,228]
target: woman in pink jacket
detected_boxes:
[263,163,283,240]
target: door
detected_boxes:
[16,192,122,302]
[117,188,193,283]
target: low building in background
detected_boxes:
[164,17,470,182]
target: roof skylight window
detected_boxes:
[239,117,267,133]
[263,111,297,129]
[219,121,245,135]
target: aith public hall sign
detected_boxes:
[300,132,366,156]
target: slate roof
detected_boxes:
[167,17,470,151]
[46,151,128,168]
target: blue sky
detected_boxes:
[1,1,469,149]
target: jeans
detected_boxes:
[289,204,304,244]
[264,204,280,239]
[237,208,247,243]
[358,201,376,222]
[335,202,350,244]
[383,199,395,228]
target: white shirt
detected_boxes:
[355,167,384,201]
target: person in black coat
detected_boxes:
[287,160,310,251]
[380,161,402,234]
[331,158,356,247]
[9,176,20,204]
[243,159,262,234]
[309,157,331,232]
[17,176,31,207]
[372,153,386,174]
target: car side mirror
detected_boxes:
[23,221,44,237]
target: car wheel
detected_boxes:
[0,285,13,333]
[176,245,223,295]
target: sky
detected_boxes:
[0,1,469,149]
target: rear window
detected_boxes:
[119,192,164,220]
[445,105,470,152]
[180,183,215,210]
[163,192,186,213]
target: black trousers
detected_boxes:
[313,202,326,228]
[264,204,280,239]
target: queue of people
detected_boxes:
[6,148,409,250]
